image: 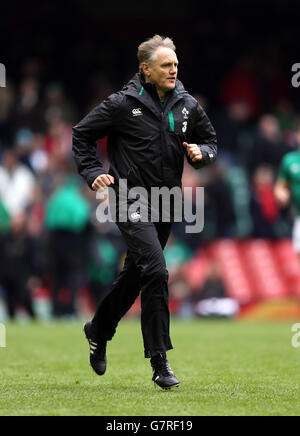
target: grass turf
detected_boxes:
[0,318,300,416]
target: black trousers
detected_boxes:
[91,220,173,358]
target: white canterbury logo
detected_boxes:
[131,212,141,221]
[132,108,142,116]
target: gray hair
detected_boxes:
[137,35,176,72]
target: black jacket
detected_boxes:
[72,74,217,191]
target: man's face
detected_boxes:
[143,47,178,93]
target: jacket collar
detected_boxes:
[123,73,186,120]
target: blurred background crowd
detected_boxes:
[1,0,300,321]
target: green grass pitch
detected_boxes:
[0,318,300,416]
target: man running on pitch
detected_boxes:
[72,35,217,389]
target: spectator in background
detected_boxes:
[26,183,47,288]
[275,100,297,138]
[247,115,289,174]
[194,261,239,318]
[44,117,73,161]
[259,59,291,113]
[44,82,77,125]
[172,161,204,250]
[214,99,251,165]
[205,162,236,238]
[86,221,124,309]
[0,148,35,216]
[220,55,262,119]
[0,212,36,320]
[28,133,49,175]
[45,174,90,318]
[8,77,45,135]
[250,166,280,238]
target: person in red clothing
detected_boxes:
[251,166,280,238]
[220,57,261,119]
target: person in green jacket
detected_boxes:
[275,123,300,258]
[45,177,90,317]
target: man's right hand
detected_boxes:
[92,174,115,191]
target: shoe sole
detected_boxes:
[154,382,180,390]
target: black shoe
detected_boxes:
[83,321,107,376]
[151,353,180,389]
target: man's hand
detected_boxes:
[92,174,115,191]
[274,180,290,207]
[182,142,202,162]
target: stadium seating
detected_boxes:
[184,239,300,306]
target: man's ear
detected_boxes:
[141,62,151,79]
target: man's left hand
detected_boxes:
[182,142,202,162]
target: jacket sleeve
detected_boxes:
[72,92,123,188]
[186,103,218,169]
